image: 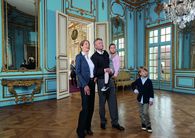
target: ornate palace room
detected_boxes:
[0,0,195,138]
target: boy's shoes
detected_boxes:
[112,124,125,131]
[141,124,146,130]
[101,86,109,92]
[147,126,152,133]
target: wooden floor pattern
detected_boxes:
[1,90,195,138]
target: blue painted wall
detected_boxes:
[46,0,62,70]
[65,0,96,20]
[0,0,98,107]
[97,0,108,22]
[137,10,145,67]
[127,11,135,69]
[1,0,195,107]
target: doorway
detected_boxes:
[56,12,109,98]
[147,25,172,91]
[67,17,94,92]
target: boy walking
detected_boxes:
[131,67,154,133]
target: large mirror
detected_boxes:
[111,16,125,68]
[2,0,39,71]
[177,21,195,69]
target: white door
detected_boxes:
[95,22,109,50]
[87,23,95,56]
[56,11,69,99]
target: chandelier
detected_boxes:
[164,0,195,28]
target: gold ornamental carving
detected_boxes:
[154,2,163,18]
[2,79,43,104]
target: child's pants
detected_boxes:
[138,103,151,127]
[104,72,109,84]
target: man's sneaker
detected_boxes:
[101,86,109,92]
[141,124,146,130]
[147,126,152,133]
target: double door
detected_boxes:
[56,11,109,99]
[148,26,172,90]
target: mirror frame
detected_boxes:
[110,16,126,68]
[111,16,125,40]
[1,0,40,72]
[176,23,195,71]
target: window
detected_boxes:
[149,47,158,80]
[160,45,171,81]
[149,30,158,44]
[148,26,172,81]
[113,37,125,68]
[161,27,171,42]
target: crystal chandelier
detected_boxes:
[164,0,195,28]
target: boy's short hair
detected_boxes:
[138,66,148,74]
[94,38,103,45]
[109,43,116,49]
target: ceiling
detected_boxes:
[7,0,36,16]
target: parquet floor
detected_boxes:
[1,90,195,138]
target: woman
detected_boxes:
[75,40,95,138]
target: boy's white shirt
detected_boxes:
[133,77,154,103]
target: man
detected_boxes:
[91,38,125,131]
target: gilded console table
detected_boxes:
[2,78,43,103]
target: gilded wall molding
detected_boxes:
[171,24,175,88]
[65,0,95,20]
[70,0,93,13]
[111,1,125,17]
[176,76,195,89]
[45,78,56,94]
